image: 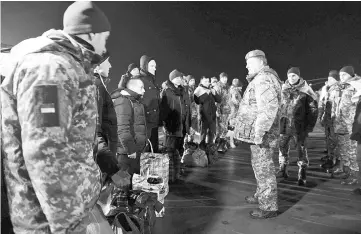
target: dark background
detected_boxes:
[2,1,361,91]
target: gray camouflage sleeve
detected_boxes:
[15,58,99,233]
[254,76,280,144]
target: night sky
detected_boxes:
[2,1,361,91]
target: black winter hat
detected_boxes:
[340,66,355,77]
[287,67,301,77]
[63,1,111,35]
[328,70,339,80]
[169,69,184,81]
[127,63,139,73]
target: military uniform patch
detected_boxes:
[34,85,60,127]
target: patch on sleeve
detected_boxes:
[34,85,60,127]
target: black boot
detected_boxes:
[297,163,307,186]
[276,164,289,179]
[217,138,228,153]
[320,159,335,173]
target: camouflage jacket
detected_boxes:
[332,75,361,134]
[217,82,231,115]
[232,66,282,145]
[280,78,318,136]
[228,85,243,119]
[318,78,339,126]
[1,29,102,233]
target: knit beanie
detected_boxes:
[127,63,139,73]
[63,1,111,35]
[287,67,301,77]
[340,66,355,77]
[169,69,184,81]
[328,70,339,80]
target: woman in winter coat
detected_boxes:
[110,75,147,179]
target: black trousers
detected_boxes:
[146,127,159,153]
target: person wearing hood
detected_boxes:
[228,78,243,148]
[229,50,281,219]
[194,76,221,148]
[110,75,147,184]
[160,69,191,183]
[318,70,340,171]
[139,55,160,153]
[331,66,361,185]
[118,63,140,89]
[277,67,318,186]
[0,2,114,233]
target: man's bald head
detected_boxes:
[127,76,145,96]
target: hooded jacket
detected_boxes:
[160,80,191,137]
[139,55,160,131]
[111,88,147,155]
[280,78,319,136]
[0,29,102,233]
[332,75,361,134]
[193,84,222,123]
[93,73,119,177]
[232,66,282,145]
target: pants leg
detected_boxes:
[338,134,359,172]
[296,136,309,166]
[200,121,209,143]
[326,125,337,160]
[278,134,292,165]
[165,136,182,181]
[250,144,278,211]
[208,121,217,144]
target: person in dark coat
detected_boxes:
[277,67,318,186]
[139,55,160,153]
[160,69,191,182]
[111,75,147,179]
[193,76,222,147]
[350,90,361,195]
[93,55,120,182]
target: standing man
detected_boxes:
[230,50,281,219]
[331,66,361,185]
[160,69,191,183]
[318,70,340,171]
[277,67,318,186]
[216,72,231,152]
[194,77,221,148]
[139,55,160,153]
[1,2,113,233]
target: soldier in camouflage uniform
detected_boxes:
[318,70,340,171]
[230,50,281,219]
[331,66,361,185]
[0,2,114,233]
[215,72,231,152]
[228,78,243,148]
[277,67,318,186]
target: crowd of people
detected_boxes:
[1,1,361,233]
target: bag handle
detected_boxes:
[147,139,154,154]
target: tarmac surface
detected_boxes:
[154,127,361,234]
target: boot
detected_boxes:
[249,208,278,219]
[276,164,289,179]
[332,165,349,179]
[217,138,228,153]
[297,162,307,186]
[341,169,358,185]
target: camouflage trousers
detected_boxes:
[217,113,229,138]
[250,145,278,211]
[337,134,359,172]
[279,134,309,166]
[324,124,338,160]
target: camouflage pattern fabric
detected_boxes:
[232,66,282,145]
[250,141,278,211]
[337,134,359,172]
[1,29,102,233]
[217,82,231,138]
[324,125,338,160]
[279,134,309,166]
[332,76,361,134]
[228,86,242,120]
